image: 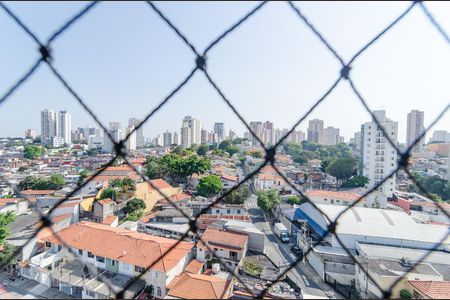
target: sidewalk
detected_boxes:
[0,272,73,299]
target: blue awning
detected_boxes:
[293,208,328,237]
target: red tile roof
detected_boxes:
[148,178,172,190]
[102,215,118,225]
[197,228,248,251]
[167,272,231,299]
[21,189,55,195]
[408,281,450,299]
[97,198,113,206]
[184,259,204,274]
[306,190,361,201]
[44,222,194,272]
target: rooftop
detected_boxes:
[306,189,361,201]
[167,272,231,299]
[43,221,193,272]
[408,280,450,299]
[198,227,248,251]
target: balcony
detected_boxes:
[31,249,64,269]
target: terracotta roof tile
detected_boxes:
[306,190,361,201]
[21,189,55,195]
[43,222,193,272]
[102,215,118,225]
[184,259,204,274]
[168,272,231,299]
[408,281,450,299]
[97,198,113,206]
[198,228,248,251]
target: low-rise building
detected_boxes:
[196,227,248,272]
[20,222,194,299]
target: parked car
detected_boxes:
[290,245,303,258]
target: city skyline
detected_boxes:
[1,2,449,142]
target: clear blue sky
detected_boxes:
[1,1,449,143]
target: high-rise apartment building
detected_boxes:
[229,130,236,140]
[129,118,144,148]
[429,130,450,143]
[181,116,201,147]
[173,132,180,146]
[323,126,340,146]
[406,110,425,153]
[126,125,137,152]
[103,122,123,153]
[25,129,36,140]
[360,110,398,197]
[249,121,263,146]
[163,131,172,146]
[59,110,72,145]
[201,129,208,144]
[41,109,58,146]
[307,119,324,144]
[214,123,225,141]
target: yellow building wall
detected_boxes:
[134,182,182,213]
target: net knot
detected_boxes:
[39,45,52,62]
[340,64,351,80]
[196,55,206,71]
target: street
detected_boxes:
[244,194,339,299]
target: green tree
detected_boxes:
[48,174,65,189]
[232,138,244,145]
[0,212,16,243]
[197,175,223,197]
[124,198,146,215]
[218,140,232,150]
[257,189,280,211]
[86,148,99,156]
[145,156,168,179]
[99,188,117,200]
[326,157,357,181]
[77,170,89,187]
[0,243,15,267]
[341,175,369,188]
[287,195,302,205]
[23,145,43,159]
[123,210,143,222]
[225,145,239,156]
[224,185,250,204]
[18,176,37,190]
[197,144,209,156]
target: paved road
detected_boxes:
[245,195,339,299]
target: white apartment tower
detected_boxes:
[126,125,137,152]
[103,122,123,153]
[173,132,180,146]
[406,110,425,153]
[307,119,324,144]
[360,110,398,197]
[129,118,144,148]
[249,121,263,146]
[181,116,200,147]
[41,109,58,145]
[323,126,340,146]
[59,110,72,145]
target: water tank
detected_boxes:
[212,263,221,274]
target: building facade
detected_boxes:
[360,110,398,197]
[406,110,425,153]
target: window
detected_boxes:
[226,210,230,214]
[157,287,162,297]
[135,266,144,273]
[45,241,51,248]
[215,210,220,214]
[86,290,95,297]
[122,263,130,270]
[336,200,340,203]
[78,249,83,255]
[154,272,159,279]
[87,251,94,258]
[237,210,241,214]
[96,256,105,263]
[111,260,117,266]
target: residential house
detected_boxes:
[92,198,114,222]
[196,227,248,272]
[166,272,233,299]
[21,222,194,299]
